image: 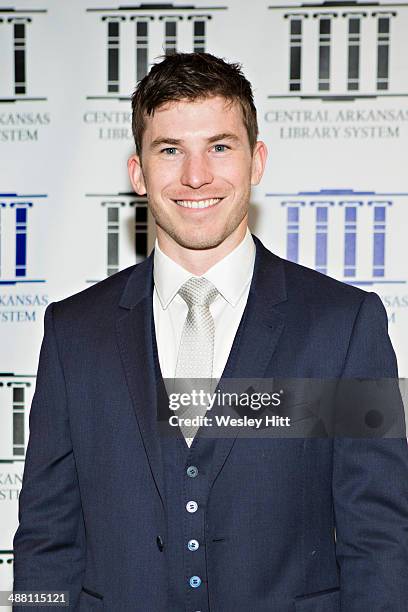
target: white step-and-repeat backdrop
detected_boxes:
[1,0,407,601]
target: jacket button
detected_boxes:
[156,535,164,552]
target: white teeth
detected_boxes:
[175,198,221,209]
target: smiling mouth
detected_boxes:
[174,197,223,209]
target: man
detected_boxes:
[13,53,408,611]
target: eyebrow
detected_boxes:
[149,132,240,150]
[150,137,181,149]
[208,132,240,144]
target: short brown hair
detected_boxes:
[131,52,258,155]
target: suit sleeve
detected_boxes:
[333,292,408,611]
[13,302,85,610]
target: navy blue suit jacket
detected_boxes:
[13,236,408,611]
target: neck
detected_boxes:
[157,218,248,276]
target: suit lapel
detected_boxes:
[115,254,166,507]
[115,236,288,502]
[208,236,287,489]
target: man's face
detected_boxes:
[128,95,267,251]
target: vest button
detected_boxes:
[189,575,202,588]
[186,465,199,478]
[156,535,164,552]
[186,500,198,513]
[187,539,199,551]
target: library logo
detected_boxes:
[85,192,150,283]
[0,7,47,103]
[266,189,406,287]
[0,193,47,287]
[268,1,408,101]
[86,3,228,100]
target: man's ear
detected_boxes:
[128,154,147,195]
[250,141,268,186]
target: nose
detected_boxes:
[180,153,214,189]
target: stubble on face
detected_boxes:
[138,96,256,254]
[147,182,251,251]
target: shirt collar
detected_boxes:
[153,228,255,309]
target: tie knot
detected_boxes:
[178,277,218,308]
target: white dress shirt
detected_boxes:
[153,229,256,380]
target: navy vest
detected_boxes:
[152,305,246,612]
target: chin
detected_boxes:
[176,236,224,251]
[172,228,227,251]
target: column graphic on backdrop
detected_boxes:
[85,192,149,283]
[86,3,227,100]
[0,374,34,463]
[0,374,33,571]
[266,189,406,287]
[0,194,47,286]
[268,2,408,100]
[0,7,47,103]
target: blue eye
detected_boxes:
[214,144,228,152]
[162,147,177,155]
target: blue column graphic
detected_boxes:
[15,207,27,277]
[344,207,357,277]
[315,206,328,274]
[286,205,300,262]
[373,205,386,277]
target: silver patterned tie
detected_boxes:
[174,277,218,445]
